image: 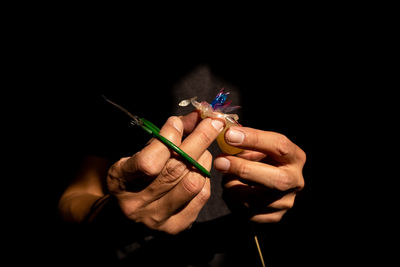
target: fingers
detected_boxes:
[249,191,296,223]
[236,150,266,162]
[121,116,184,177]
[224,127,306,165]
[214,155,304,191]
[179,117,225,160]
[250,210,288,223]
[139,116,221,228]
[112,114,221,205]
[150,151,212,217]
[107,116,184,194]
[224,179,297,211]
[120,114,223,184]
[107,113,224,234]
[130,151,211,233]
[222,177,298,223]
[216,127,306,224]
[140,115,221,202]
[160,178,211,234]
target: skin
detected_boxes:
[214,126,306,223]
[58,111,306,234]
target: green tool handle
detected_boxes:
[140,118,211,178]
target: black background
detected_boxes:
[6,17,387,266]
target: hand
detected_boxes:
[214,126,306,223]
[106,113,225,234]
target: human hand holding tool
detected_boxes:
[103,96,225,234]
[104,96,211,177]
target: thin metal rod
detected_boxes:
[254,234,266,267]
[102,95,142,125]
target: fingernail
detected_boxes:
[214,157,231,171]
[171,117,183,134]
[211,119,224,132]
[226,128,244,144]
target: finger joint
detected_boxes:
[160,159,188,184]
[275,169,293,191]
[276,134,294,157]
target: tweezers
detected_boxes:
[103,95,211,177]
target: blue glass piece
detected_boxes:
[211,89,229,109]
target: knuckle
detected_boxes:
[297,174,306,190]
[108,157,128,178]
[107,159,130,193]
[136,154,160,177]
[119,199,143,220]
[237,161,251,178]
[140,209,169,229]
[164,226,181,235]
[197,129,213,146]
[275,169,293,191]
[197,184,211,204]
[118,201,131,216]
[142,216,163,230]
[275,134,294,157]
[150,213,166,226]
[161,222,190,235]
[160,159,187,183]
[297,147,307,164]
[181,174,204,195]
[107,161,119,177]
